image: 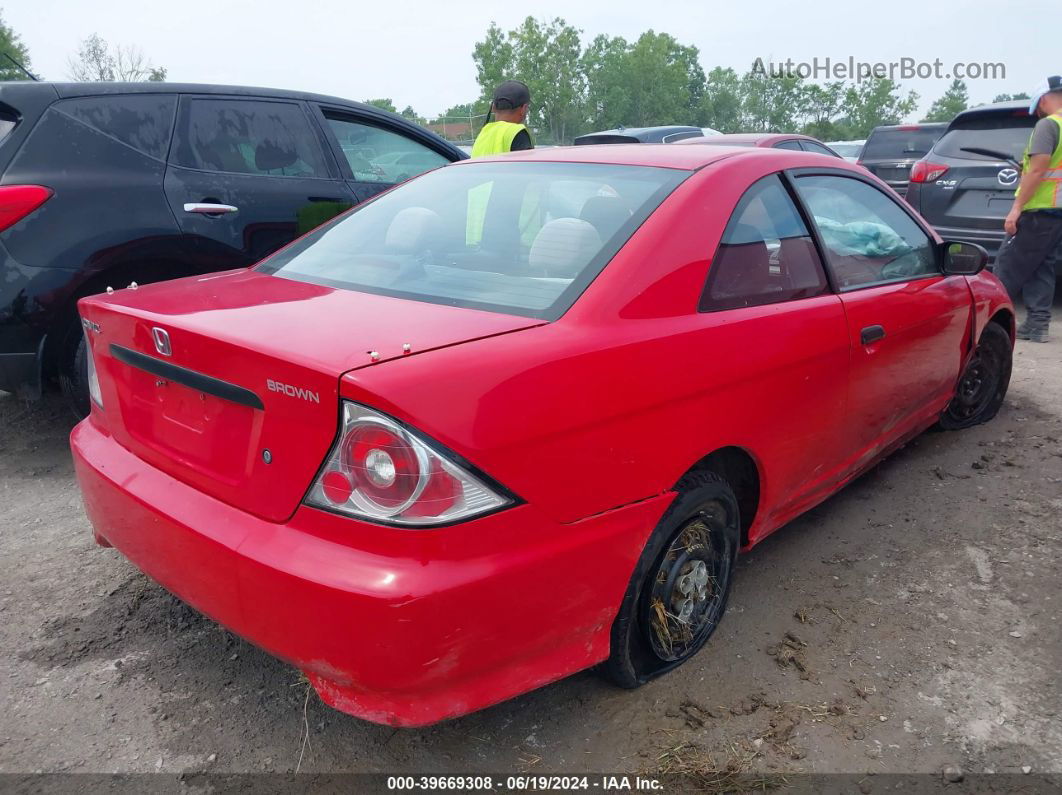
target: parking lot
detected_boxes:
[1,326,1059,781]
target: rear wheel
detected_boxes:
[59,317,91,419]
[938,323,1012,430]
[601,471,739,688]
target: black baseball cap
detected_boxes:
[493,80,530,110]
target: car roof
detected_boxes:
[681,132,806,145]
[949,99,1034,124]
[869,122,948,133]
[461,143,811,170]
[578,125,701,138]
[31,80,387,114]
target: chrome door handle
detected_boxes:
[183,202,238,214]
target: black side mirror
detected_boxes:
[942,241,988,275]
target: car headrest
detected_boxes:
[580,196,631,240]
[385,207,443,253]
[255,142,298,172]
[529,218,601,278]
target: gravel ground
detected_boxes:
[0,326,1059,786]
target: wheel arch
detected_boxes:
[677,446,761,546]
[42,254,200,379]
[987,307,1015,342]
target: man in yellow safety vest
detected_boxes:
[471,80,534,157]
[995,75,1062,343]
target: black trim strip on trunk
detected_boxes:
[109,344,264,410]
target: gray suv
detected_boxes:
[904,101,1036,261]
[858,122,947,195]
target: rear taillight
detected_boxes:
[307,402,512,526]
[0,185,51,232]
[84,332,103,409]
[910,161,949,183]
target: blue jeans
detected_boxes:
[994,210,1062,329]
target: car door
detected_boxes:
[314,107,452,204]
[164,95,356,269]
[697,173,852,523]
[790,170,971,470]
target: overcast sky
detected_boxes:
[3,0,1050,122]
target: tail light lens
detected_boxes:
[0,185,52,232]
[84,332,103,409]
[910,161,949,183]
[307,402,512,526]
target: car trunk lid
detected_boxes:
[80,268,543,522]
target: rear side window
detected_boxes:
[795,175,937,289]
[55,95,177,160]
[701,174,828,311]
[802,140,838,157]
[0,109,16,143]
[173,98,326,178]
[934,114,1037,161]
[325,114,449,183]
[862,128,942,160]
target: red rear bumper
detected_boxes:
[71,418,669,726]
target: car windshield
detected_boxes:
[934,114,1036,161]
[862,128,943,159]
[258,161,687,319]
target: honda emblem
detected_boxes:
[152,327,172,356]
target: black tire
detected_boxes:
[59,329,91,420]
[938,323,1012,431]
[601,470,740,688]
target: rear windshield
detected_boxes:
[258,161,687,319]
[933,114,1037,161]
[861,128,943,160]
[574,134,639,145]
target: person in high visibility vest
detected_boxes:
[995,75,1062,343]
[471,80,534,157]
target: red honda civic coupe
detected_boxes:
[72,144,1013,727]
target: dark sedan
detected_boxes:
[573,125,704,145]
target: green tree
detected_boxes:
[472,22,513,106]
[579,30,705,131]
[68,34,166,82]
[580,34,632,129]
[798,81,846,139]
[922,78,968,122]
[622,31,703,127]
[991,92,1030,102]
[473,17,585,143]
[699,67,742,132]
[365,98,397,113]
[738,64,805,132]
[839,77,919,138]
[0,11,33,80]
